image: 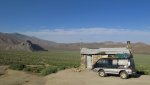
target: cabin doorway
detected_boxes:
[86,55,92,69]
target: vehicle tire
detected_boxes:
[120,71,129,79]
[98,70,106,77]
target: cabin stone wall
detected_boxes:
[80,55,86,69]
[92,55,101,65]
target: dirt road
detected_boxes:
[0,69,150,85]
[0,69,46,85]
[45,69,150,85]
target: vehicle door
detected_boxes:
[103,59,119,74]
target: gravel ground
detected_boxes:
[0,68,150,85]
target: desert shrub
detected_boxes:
[0,51,80,75]
[73,63,80,68]
[23,66,45,73]
[57,65,66,71]
[9,63,26,70]
[23,67,31,71]
[40,66,57,76]
[136,64,150,75]
[137,70,150,75]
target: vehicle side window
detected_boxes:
[94,59,118,68]
[106,60,112,68]
[94,59,110,68]
[94,59,105,68]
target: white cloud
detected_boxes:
[22,27,150,43]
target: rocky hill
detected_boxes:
[0,32,51,51]
[0,32,150,54]
[6,40,47,51]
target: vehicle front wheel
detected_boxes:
[98,70,106,77]
[120,71,129,79]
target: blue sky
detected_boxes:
[0,0,150,43]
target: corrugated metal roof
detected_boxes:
[80,48,130,54]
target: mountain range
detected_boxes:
[0,32,150,54]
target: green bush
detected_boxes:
[9,63,26,70]
[136,70,150,75]
[23,66,45,73]
[0,51,81,75]
[40,66,58,76]
[136,64,150,75]
[57,65,66,71]
[73,63,80,68]
[23,67,31,71]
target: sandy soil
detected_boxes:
[0,69,150,85]
[45,69,150,85]
[0,69,46,85]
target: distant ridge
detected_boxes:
[9,40,47,51]
[0,32,53,51]
[0,32,150,54]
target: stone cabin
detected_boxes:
[80,47,131,69]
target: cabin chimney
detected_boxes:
[127,41,131,49]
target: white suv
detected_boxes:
[92,58,136,79]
